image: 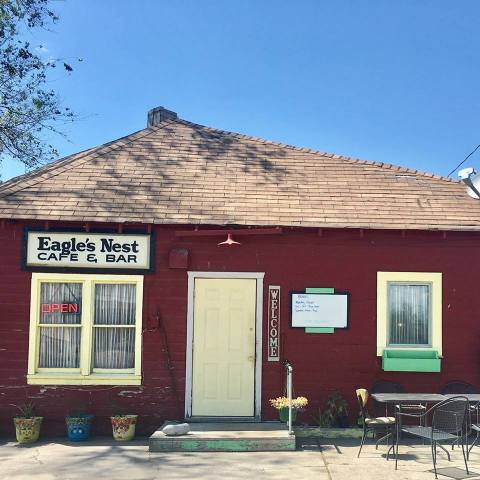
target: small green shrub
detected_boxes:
[14,401,36,419]
[315,391,349,428]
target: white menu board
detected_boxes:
[291,293,348,328]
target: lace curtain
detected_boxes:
[388,283,430,346]
[38,282,136,370]
[93,284,136,369]
[38,283,82,368]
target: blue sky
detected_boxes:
[3,0,480,180]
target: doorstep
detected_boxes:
[294,427,364,438]
[149,421,296,452]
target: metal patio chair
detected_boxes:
[394,396,469,479]
[440,381,479,454]
[372,381,427,416]
[371,381,426,438]
[440,381,479,395]
[371,381,404,416]
[466,400,480,459]
[356,388,395,458]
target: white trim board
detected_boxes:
[184,271,265,419]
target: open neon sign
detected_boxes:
[41,303,80,314]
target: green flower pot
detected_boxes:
[111,415,138,441]
[279,408,297,423]
[14,417,43,444]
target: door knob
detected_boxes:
[248,355,255,362]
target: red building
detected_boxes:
[1,107,480,436]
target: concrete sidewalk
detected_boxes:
[1,436,479,480]
[303,437,480,480]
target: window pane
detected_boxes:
[92,328,135,368]
[94,284,136,325]
[388,284,430,345]
[39,283,82,324]
[38,327,81,368]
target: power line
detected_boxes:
[447,143,480,177]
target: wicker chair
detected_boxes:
[394,396,469,479]
[356,388,396,458]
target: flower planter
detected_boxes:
[382,349,441,372]
[279,408,298,423]
[65,414,94,441]
[270,396,308,424]
[111,415,138,441]
[13,417,43,444]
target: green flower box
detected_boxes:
[382,349,441,372]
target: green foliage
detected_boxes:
[67,403,91,418]
[0,0,79,170]
[315,391,350,428]
[14,401,36,418]
[317,409,334,428]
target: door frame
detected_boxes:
[184,271,265,419]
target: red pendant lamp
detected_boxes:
[218,233,241,246]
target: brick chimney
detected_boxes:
[147,106,178,127]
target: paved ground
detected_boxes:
[1,436,480,480]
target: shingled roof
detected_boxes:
[0,107,479,231]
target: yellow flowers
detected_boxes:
[269,396,308,410]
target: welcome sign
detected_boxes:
[268,285,281,361]
[25,231,152,270]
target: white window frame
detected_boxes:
[27,272,143,385]
[377,272,442,357]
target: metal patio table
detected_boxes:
[371,393,447,405]
[371,393,448,459]
[372,393,477,460]
[371,393,446,421]
[443,394,480,402]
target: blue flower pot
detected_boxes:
[65,415,94,441]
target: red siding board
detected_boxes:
[1,222,480,436]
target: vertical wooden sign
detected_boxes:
[268,285,281,361]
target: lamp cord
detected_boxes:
[447,144,480,177]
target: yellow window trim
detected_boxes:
[377,272,442,357]
[28,272,143,386]
[27,374,141,386]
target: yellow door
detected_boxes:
[192,278,256,416]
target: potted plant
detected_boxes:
[110,404,138,441]
[13,402,43,444]
[316,391,349,428]
[65,407,94,442]
[270,396,308,422]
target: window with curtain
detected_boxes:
[93,284,136,369]
[38,282,82,368]
[387,283,431,346]
[28,273,143,385]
